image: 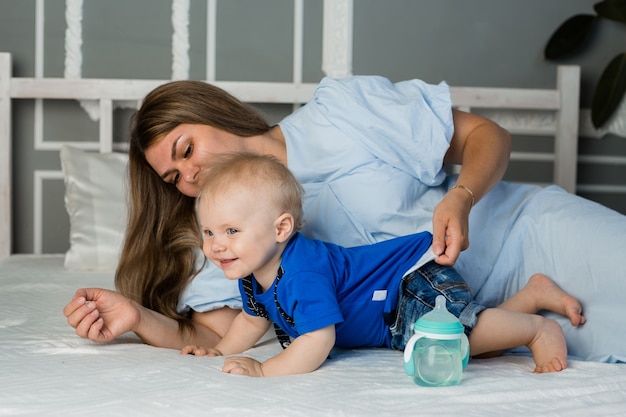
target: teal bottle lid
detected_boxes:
[413,295,464,335]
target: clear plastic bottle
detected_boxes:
[403,295,469,387]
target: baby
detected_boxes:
[183,152,585,377]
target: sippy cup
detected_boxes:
[403,295,469,387]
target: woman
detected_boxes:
[64,76,626,363]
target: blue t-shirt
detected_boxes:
[240,231,432,349]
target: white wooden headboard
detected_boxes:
[0,52,580,261]
[450,65,580,193]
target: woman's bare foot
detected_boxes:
[500,273,586,326]
[527,316,568,373]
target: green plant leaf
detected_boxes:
[544,14,598,60]
[594,0,626,24]
[592,52,626,128]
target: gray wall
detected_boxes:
[1,0,625,253]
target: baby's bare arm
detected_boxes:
[181,311,269,356]
[223,325,336,377]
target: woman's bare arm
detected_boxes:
[433,109,512,265]
[64,288,239,349]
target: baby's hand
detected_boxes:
[222,356,264,377]
[180,345,222,356]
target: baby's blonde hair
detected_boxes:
[197,152,305,231]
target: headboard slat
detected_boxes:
[10,78,319,104]
[554,65,581,194]
[0,53,11,260]
[99,99,113,153]
[450,87,559,109]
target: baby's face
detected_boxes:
[198,188,283,280]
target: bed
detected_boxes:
[0,256,624,417]
[2,6,626,415]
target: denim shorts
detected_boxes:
[389,261,486,351]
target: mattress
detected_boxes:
[1,255,625,416]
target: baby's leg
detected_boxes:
[469,308,567,373]
[498,273,585,326]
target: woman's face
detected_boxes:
[144,123,241,197]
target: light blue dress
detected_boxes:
[181,75,626,363]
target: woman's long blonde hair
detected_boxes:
[115,80,270,332]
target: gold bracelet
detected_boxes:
[449,184,475,207]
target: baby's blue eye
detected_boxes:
[203,230,213,237]
[227,228,238,235]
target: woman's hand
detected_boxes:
[63,288,141,343]
[432,187,472,265]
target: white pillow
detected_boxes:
[60,145,128,271]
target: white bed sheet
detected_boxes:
[1,255,625,417]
